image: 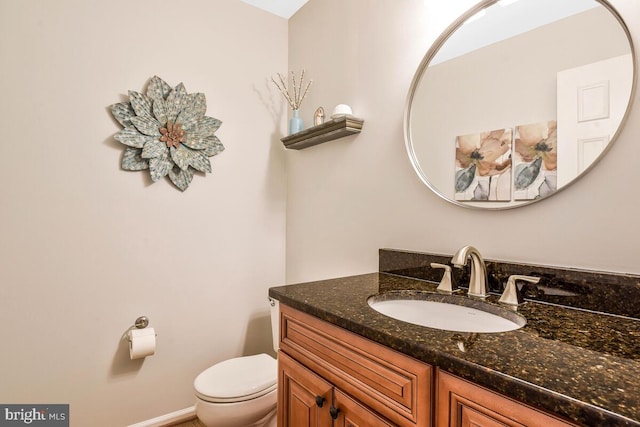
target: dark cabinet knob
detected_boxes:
[329,406,340,420]
[315,396,325,408]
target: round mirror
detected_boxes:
[405,0,636,209]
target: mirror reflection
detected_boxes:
[406,0,635,209]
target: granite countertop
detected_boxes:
[269,272,640,427]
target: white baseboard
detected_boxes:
[127,406,196,427]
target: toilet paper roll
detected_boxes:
[128,327,156,360]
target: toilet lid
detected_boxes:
[194,354,277,403]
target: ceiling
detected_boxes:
[239,0,309,19]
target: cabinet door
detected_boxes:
[280,304,431,427]
[279,351,333,427]
[333,389,396,427]
[437,371,576,427]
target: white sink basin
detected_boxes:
[367,293,526,333]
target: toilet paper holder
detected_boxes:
[125,316,157,360]
[121,316,155,344]
[134,316,149,329]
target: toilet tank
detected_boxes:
[269,297,280,353]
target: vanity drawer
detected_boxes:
[279,304,432,427]
[436,371,578,427]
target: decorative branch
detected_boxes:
[291,71,298,108]
[271,69,313,110]
[273,74,295,108]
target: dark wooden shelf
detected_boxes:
[281,115,364,150]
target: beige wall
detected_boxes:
[0,0,286,425]
[286,0,640,283]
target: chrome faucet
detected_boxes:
[451,245,489,298]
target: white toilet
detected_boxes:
[194,298,280,427]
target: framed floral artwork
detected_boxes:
[455,128,512,201]
[513,121,557,200]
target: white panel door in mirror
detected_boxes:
[556,54,632,187]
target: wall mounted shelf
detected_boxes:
[281,115,364,150]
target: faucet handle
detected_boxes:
[498,275,540,306]
[431,263,457,294]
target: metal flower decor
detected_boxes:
[109,76,224,191]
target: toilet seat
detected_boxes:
[194,353,277,404]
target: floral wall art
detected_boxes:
[455,128,512,201]
[109,76,224,191]
[513,120,557,200]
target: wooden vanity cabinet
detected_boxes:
[278,305,432,427]
[278,304,577,427]
[436,371,577,427]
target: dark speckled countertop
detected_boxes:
[269,272,640,426]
